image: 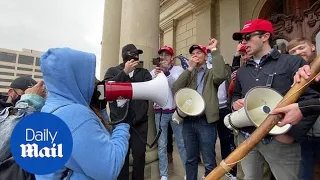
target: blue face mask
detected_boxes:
[207,53,213,64]
[18,94,45,112]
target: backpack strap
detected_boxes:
[47,104,74,180]
[49,104,70,113]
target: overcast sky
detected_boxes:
[0,0,105,77]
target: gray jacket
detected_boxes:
[0,94,44,162]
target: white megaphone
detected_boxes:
[97,73,169,107]
[172,88,205,124]
[224,86,292,135]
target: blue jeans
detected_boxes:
[299,136,320,180]
[183,118,217,180]
[155,113,187,177]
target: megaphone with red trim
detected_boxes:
[97,73,169,107]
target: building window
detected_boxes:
[36,57,41,66]
[17,67,33,71]
[0,78,13,83]
[0,72,14,76]
[35,69,42,73]
[18,55,34,65]
[16,73,32,77]
[34,75,43,79]
[0,52,16,63]
[0,65,15,69]
[0,85,10,89]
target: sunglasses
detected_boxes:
[242,32,265,41]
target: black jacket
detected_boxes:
[231,55,241,72]
[104,63,152,126]
[0,95,11,112]
[232,49,319,141]
[298,83,320,116]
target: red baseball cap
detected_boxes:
[158,46,174,56]
[233,19,274,41]
[239,44,246,51]
[189,44,208,55]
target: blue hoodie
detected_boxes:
[35,48,130,180]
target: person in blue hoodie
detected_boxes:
[35,48,130,180]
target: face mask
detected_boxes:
[12,89,22,104]
[15,95,21,103]
[123,51,139,62]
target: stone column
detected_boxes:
[99,0,122,80]
[119,0,160,178]
[219,0,240,64]
[160,19,177,63]
[119,0,160,69]
[192,0,213,45]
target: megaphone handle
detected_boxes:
[109,101,130,125]
[227,114,239,132]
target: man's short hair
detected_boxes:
[287,37,314,51]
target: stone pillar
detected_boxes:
[119,0,160,178]
[219,0,240,64]
[99,0,122,80]
[119,0,160,69]
[193,0,213,45]
[160,19,177,63]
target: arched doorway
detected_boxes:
[259,0,320,44]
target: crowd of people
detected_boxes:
[0,18,319,180]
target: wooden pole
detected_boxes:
[205,56,320,180]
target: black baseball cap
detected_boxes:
[122,44,143,56]
[10,76,37,91]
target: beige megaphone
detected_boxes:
[172,88,205,124]
[97,73,169,107]
[224,86,291,135]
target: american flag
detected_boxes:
[176,55,189,70]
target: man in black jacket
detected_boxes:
[231,19,318,180]
[104,44,152,180]
[271,65,320,124]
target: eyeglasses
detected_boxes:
[242,32,265,41]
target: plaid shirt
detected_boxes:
[239,130,273,145]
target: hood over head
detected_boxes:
[40,48,96,107]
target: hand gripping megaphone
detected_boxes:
[172,88,205,124]
[96,73,169,108]
[224,86,292,135]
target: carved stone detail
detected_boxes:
[304,0,320,28]
[269,14,294,34]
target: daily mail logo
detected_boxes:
[10,113,73,175]
[20,129,63,158]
